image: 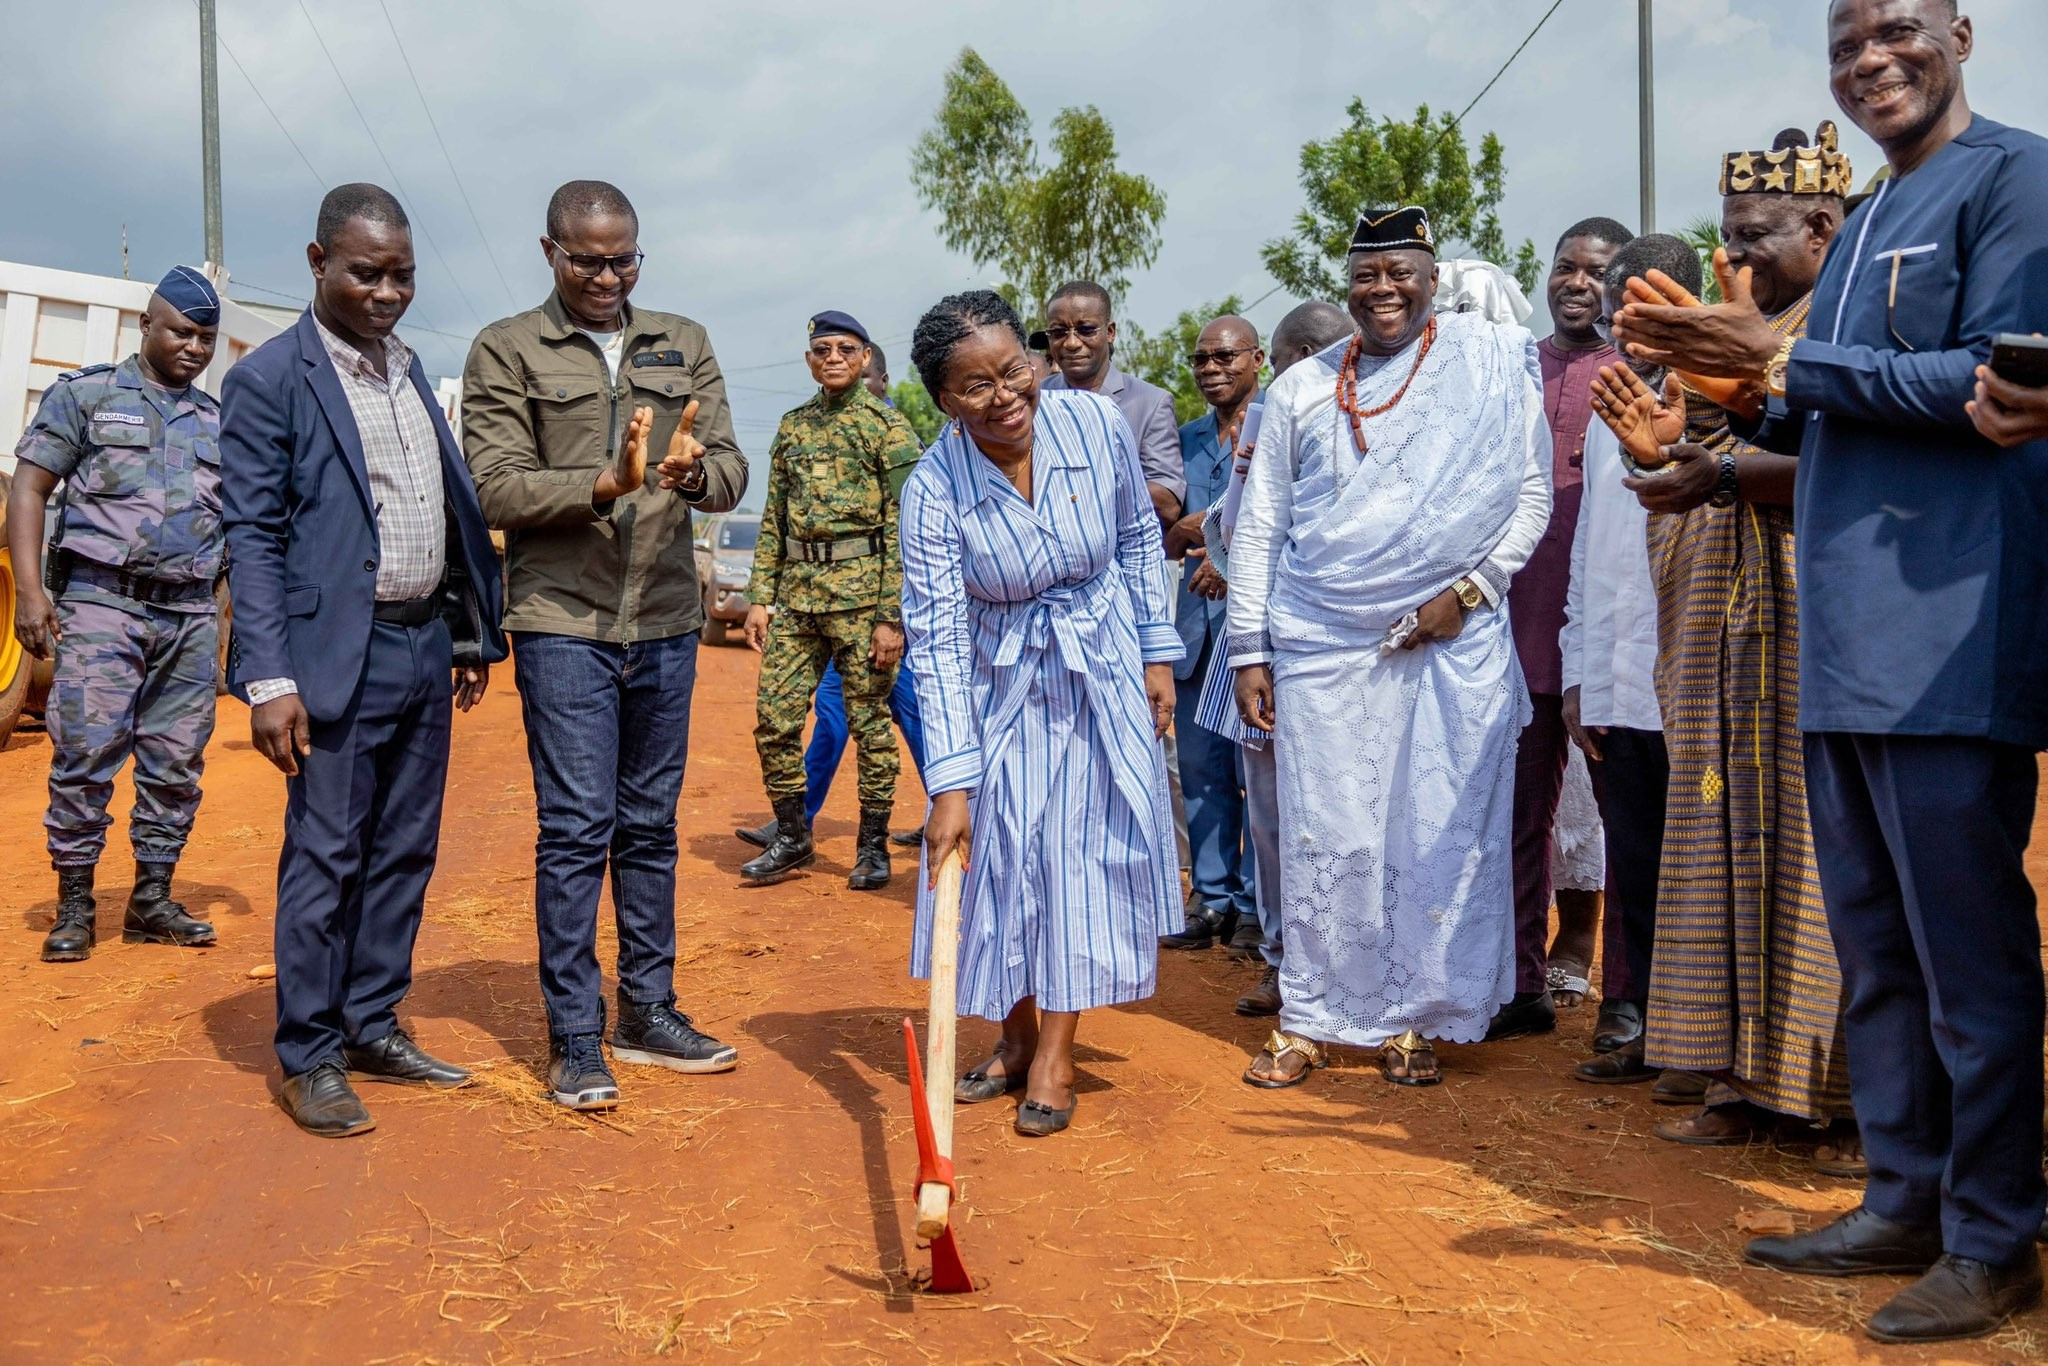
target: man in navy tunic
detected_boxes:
[1614,0,2048,1344]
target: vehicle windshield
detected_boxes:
[717,520,760,551]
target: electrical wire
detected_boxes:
[1427,0,1570,153]
[198,0,325,190]
[375,0,519,311]
[294,0,484,330]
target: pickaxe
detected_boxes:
[903,849,974,1293]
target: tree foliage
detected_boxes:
[1123,295,1258,426]
[910,48,1167,327]
[1680,216,1726,304]
[1263,99,1540,299]
[889,380,946,447]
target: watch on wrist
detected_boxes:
[1709,452,1740,509]
[1451,576,1484,610]
[1765,335,1798,398]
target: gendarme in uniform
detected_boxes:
[13,266,227,959]
[746,311,922,886]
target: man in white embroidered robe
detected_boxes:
[1229,207,1552,1087]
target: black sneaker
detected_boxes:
[613,992,739,1074]
[548,1032,620,1110]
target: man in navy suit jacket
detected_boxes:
[221,183,506,1139]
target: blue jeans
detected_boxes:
[1173,632,1252,918]
[512,631,699,1036]
[801,659,928,824]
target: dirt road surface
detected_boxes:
[2,642,2043,1363]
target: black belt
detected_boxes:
[785,531,884,565]
[67,558,217,607]
[373,595,440,626]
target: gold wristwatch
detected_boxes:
[1765,334,1798,398]
[1451,577,1484,610]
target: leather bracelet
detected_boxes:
[1709,451,1740,508]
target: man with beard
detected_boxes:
[1616,1,2048,1339]
[1228,208,1550,1090]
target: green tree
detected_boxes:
[910,48,1167,328]
[889,380,946,447]
[1123,295,1253,426]
[1262,99,1540,299]
[1680,216,1726,304]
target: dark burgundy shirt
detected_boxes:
[1509,336,1615,696]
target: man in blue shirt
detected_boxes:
[1615,0,2048,1343]
[1158,316,1262,952]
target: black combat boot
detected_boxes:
[741,796,814,882]
[41,866,98,963]
[123,861,216,947]
[847,807,893,891]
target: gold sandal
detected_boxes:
[1378,1029,1441,1087]
[1242,1030,1325,1089]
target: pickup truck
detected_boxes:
[696,513,760,646]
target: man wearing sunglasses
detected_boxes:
[738,312,923,888]
[462,179,748,1112]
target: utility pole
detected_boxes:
[199,0,224,271]
[1637,0,1656,234]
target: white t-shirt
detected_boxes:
[579,327,624,382]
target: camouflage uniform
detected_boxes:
[14,357,224,868]
[750,385,922,807]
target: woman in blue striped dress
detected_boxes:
[901,290,1182,1138]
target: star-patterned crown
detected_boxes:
[1720,121,1853,199]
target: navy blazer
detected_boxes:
[220,311,507,723]
[1171,409,1235,679]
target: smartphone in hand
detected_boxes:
[1990,333,2048,388]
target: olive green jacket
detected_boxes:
[749,385,923,620]
[461,294,747,642]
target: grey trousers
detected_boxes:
[1242,739,1282,966]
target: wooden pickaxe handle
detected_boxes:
[916,850,966,1240]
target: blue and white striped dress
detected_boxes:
[901,389,1184,1019]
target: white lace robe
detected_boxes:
[1225,312,1551,1047]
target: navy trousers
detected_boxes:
[1510,691,1571,994]
[1174,631,1253,919]
[513,631,698,1036]
[1805,731,2044,1266]
[274,619,452,1077]
[802,658,927,825]
[1584,726,1668,1010]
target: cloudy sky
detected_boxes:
[6,0,2044,507]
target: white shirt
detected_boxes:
[1559,419,1662,731]
[578,327,624,382]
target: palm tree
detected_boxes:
[1681,217,1724,303]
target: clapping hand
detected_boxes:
[656,399,705,490]
[1591,364,1687,469]
[1612,248,1781,383]
[597,407,651,502]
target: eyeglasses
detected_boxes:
[809,340,867,360]
[949,360,1037,410]
[1042,323,1102,344]
[1189,347,1254,370]
[545,239,645,280]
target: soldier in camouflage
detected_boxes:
[6,266,226,961]
[742,311,922,888]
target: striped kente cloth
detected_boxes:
[1640,296,1851,1122]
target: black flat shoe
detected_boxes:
[889,826,924,848]
[344,1028,473,1088]
[1591,1000,1643,1053]
[1160,907,1236,951]
[1867,1253,2044,1343]
[1574,1037,1655,1084]
[1484,990,1556,1041]
[1014,1091,1074,1137]
[956,1062,1028,1104]
[279,1060,375,1138]
[1744,1205,1944,1278]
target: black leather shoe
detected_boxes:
[889,826,924,848]
[613,991,738,1074]
[1160,906,1237,951]
[1867,1253,2044,1343]
[1744,1206,1944,1278]
[1591,999,1643,1053]
[122,861,215,947]
[848,807,892,891]
[344,1028,473,1089]
[1575,1037,1656,1084]
[742,796,814,881]
[735,819,778,849]
[279,1060,375,1138]
[41,866,97,963]
[1484,990,1557,1041]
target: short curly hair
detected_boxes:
[909,290,1026,402]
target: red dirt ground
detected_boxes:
[1,643,2043,1363]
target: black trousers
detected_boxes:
[1805,731,2044,1266]
[1585,726,1669,1011]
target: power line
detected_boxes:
[294,0,483,330]
[375,0,519,311]
[199,0,324,190]
[1428,0,1569,154]
[228,278,481,346]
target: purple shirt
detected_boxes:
[1509,337,1613,696]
